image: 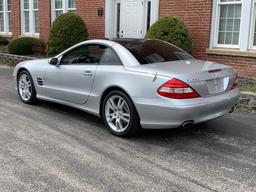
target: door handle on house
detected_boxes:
[83,71,93,77]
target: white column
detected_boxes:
[209,0,218,49]
[29,0,33,34]
[240,0,252,51]
[105,0,112,38]
[150,0,159,25]
[3,0,7,34]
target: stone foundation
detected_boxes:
[0,53,36,66]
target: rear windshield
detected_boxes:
[115,40,193,65]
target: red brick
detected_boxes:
[39,0,51,42]
[76,0,105,39]
[11,0,21,39]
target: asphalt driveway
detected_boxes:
[0,67,256,192]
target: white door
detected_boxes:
[120,0,144,38]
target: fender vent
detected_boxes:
[37,78,44,86]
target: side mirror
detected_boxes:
[49,58,59,65]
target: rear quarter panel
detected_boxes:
[85,65,169,115]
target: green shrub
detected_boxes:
[46,12,88,56]
[8,37,46,55]
[0,36,9,46]
[145,17,193,54]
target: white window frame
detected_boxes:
[51,0,77,22]
[210,0,253,51]
[0,0,12,35]
[214,0,242,49]
[33,0,39,34]
[250,0,256,49]
[20,0,39,36]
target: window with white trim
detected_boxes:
[251,0,256,48]
[211,0,256,51]
[217,0,242,47]
[33,0,39,33]
[0,0,11,35]
[52,0,76,21]
[21,0,39,35]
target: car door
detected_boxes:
[44,44,107,105]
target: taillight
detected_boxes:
[208,69,222,73]
[231,72,238,90]
[157,78,200,99]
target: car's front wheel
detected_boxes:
[102,90,140,137]
[17,70,37,104]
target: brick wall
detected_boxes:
[39,0,51,42]
[11,0,51,41]
[77,0,105,39]
[11,0,21,39]
[206,55,256,78]
[38,0,106,41]
[159,0,256,78]
[160,0,213,59]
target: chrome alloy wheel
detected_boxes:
[18,73,32,101]
[105,95,131,132]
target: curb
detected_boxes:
[0,65,14,69]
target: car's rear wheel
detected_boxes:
[17,70,37,104]
[102,90,140,137]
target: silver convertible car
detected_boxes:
[13,39,240,137]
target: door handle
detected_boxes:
[83,71,93,77]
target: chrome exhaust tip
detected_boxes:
[229,107,235,113]
[181,120,194,128]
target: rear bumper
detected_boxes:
[133,89,240,129]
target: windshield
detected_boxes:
[115,39,193,65]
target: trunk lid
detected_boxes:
[125,59,236,97]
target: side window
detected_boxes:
[61,44,107,65]
[61,46,86,64]
[100,48,122,65]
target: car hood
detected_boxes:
[124,59,231,77]
[17,58,49,67]
[30,58,50,65]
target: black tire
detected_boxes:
[102,90,140,137]
[17,70,37,104]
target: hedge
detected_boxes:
[145,17,193,54]
[46,12,88,56]
[0,36,9,46]
[8,37,46,55]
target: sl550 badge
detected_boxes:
[187,77,200,83]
